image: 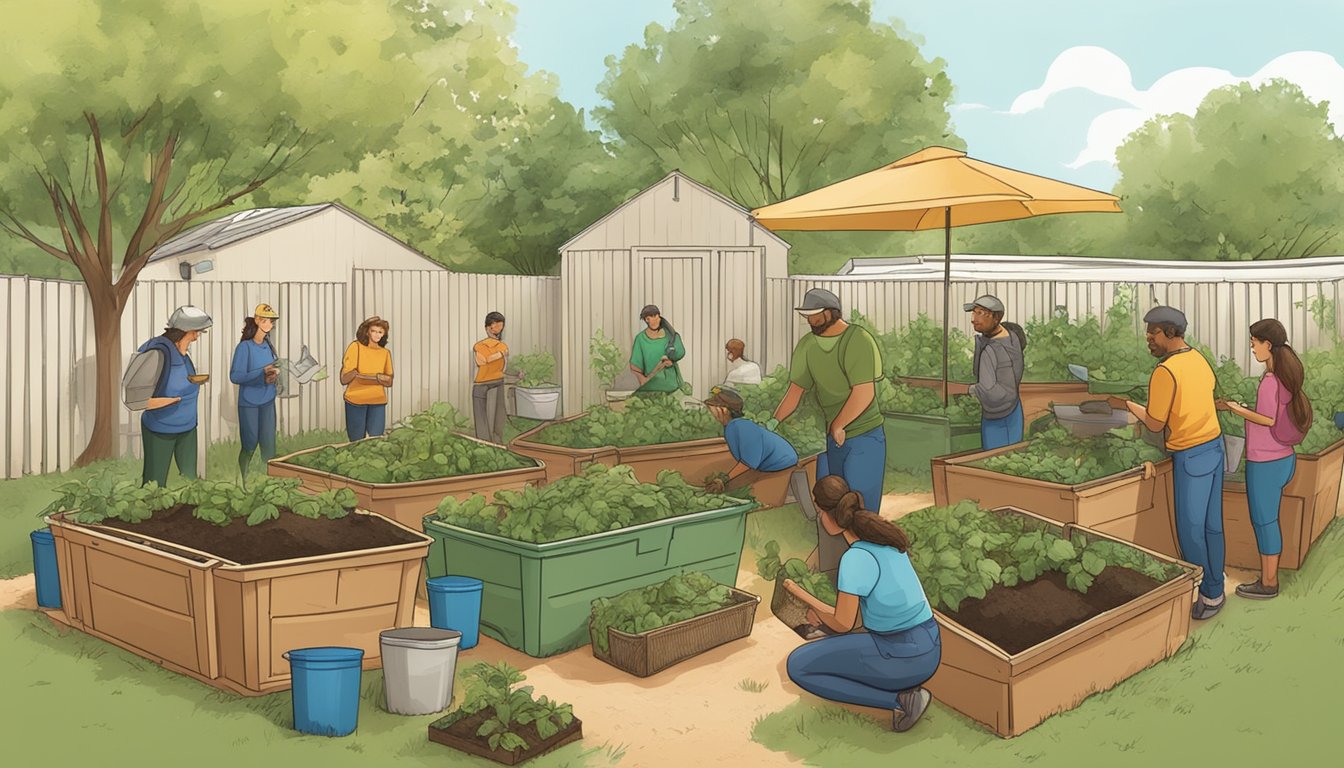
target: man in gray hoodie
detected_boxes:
[965,295,1026,449]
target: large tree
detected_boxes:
[595,0,962,210]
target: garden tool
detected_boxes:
[1067,363,1090,382]
[291,345,324,384]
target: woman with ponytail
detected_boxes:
[783,475,941,733]
[1217,319,1313,599]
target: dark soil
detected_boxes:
[431,707,578,762]
[100,504,423,565]
[941,568,1161,654]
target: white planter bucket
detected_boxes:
[1224,434,1246,475]
[515,386,561,420]
[379,628,462,716]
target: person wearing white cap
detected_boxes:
[964,295,1027,449]
[230,303,281,485]
[123,305,213,487]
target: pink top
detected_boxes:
[1245,373,1295,463]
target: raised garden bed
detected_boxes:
[707,452,819,509]
[902,503,1199,738]
[42,477,429,696]
[424,464,756,656]
[897,376,1092,426]
[932,426,1178,557]
[429,662,581,765]
[1221,436,1344,569]
[589,573,759,677]
[878,380,982,473]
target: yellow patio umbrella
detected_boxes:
[751,146,1121,404]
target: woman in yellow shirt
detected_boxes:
[341,316,394,441]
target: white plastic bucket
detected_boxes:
[379,628,462,716]
[515,387,561,420]
[1224,434,1246,475]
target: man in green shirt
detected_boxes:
[629,304,687,395]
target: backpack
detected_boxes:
[121,339,173,411]
[1269,380,1309,447]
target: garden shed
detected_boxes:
[558,171,790,413]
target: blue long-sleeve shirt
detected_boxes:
[724,418,799,472]
[230,338,278,407]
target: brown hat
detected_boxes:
[703,385,745,411]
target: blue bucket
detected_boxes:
[30,530,61,609]
[285,647,364,736]
[426,576,484,650]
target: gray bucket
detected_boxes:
[379,628,462,716]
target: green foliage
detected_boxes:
[875,379,982,423]
[1297,294,1338,338]
[440,662,575,752]
[901,502,1182,612]
[531,395,720,449]
[287,403,534,483]
[512,351,558,389]
[973,425,1167,485]
[756,540,838,606]
[589,329,626,389]
[432,463,746,544]
[875,314,976,382]
[589,571,735,655]
[738,366,827,456]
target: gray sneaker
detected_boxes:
[1235,580,1279,600]
[1192,598,1224,620]
[893,687,931,732]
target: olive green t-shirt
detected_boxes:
[790,325,885,438]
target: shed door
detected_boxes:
[633,249,713,398]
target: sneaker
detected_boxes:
[1235,580,1279,600]
[1192,597,1224,621]
[893,687,931,733]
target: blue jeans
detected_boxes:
[1172,436,1226,600]
[238,401,277,462]
[980,400,1024,450]
[345,402,387,442]
[787,618,941,710]
[816,425,887,511]
[1246,454,1296,557]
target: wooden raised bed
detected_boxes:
[510,414,734,485]
[927,506,1200,738]
[717,453,820,509]
[429,714,583,765]
[591,587,759,677]
[900,376,1092,424]
[43,509,430,696]
[933,444,1179,558]
[268,435,546,532]
[1221,436,1344,570]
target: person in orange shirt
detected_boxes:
[472,311,509,443]
[341,316,394,442]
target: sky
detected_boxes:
[511,0,1344,192]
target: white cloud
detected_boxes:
[950,102,990,112]
[1005,48,1344,169]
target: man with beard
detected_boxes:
[1108,306,1226,620]
[965,295,1027,449]
[472,311,509,444]
[771,288,887,577]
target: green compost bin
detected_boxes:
[881,411,981,474]
[422,501,756,657]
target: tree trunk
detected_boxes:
[74,291,125,467]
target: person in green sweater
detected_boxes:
[629,304,686,396]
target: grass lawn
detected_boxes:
[751,521,1344,766]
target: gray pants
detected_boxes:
[472,381,506,443]
[790,469,848,574]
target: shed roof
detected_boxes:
[148,204,333,261]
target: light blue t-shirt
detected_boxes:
[837,540,934,633]
[723,418,799,472]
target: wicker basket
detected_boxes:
[591,588,760,677]
[769,570,838,639]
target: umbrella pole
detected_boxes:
[942,206,951,407]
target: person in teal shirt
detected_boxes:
[784,475,941,734]
[629,304,686,395]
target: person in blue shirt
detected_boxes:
[784,474,941,733]
[229,303,281,485]
[125,306,213,487]
[701,386,799,493]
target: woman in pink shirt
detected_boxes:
[1216,319,1313,599]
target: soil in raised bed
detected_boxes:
[101,505,423,565]
[431,708,578,763]
[941,568,1161,655]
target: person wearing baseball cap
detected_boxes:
[702,386,799,494]
[126,305,213,487]
[230,303,281,485]
[964,295,1028,449]
[1107,305,1227,620]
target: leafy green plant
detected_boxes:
[875,379,983,423]
[42,474,356,527]
[438,662,575,753]
[530,394,720,449]
[433,463,746,544]
[972,424,1167,485]
[756,540,838,606]
[589,571,736,654]
[1296,292,1337,339]
[876,313,976,382]
[513,351,558,388]
[589,329,625,389]
[737,365,827,456]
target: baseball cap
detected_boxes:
[254,303,280,319]
[1143,306,1188,334]
[963,295,1005,313]
[167,305,213,332]
[795,288,842,316]
[703,385,745,411]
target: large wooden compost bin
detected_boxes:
[422,501,756,657]
[927,506,1200,738]
[881,411,981,474]
[932,445,1179,558]
[43,510,430,696]
[510,415,734,485]
[900,377,1092,424]
[1221,436,1344,570]
[268,435,546,531]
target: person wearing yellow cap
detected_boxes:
[230,303,281,484]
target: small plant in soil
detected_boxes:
[756,540,837,605]
[431,662,576,755]
[589,571,736,655]
[512,351,558,389]
[972,424,1167,484]
[588,329,625,390]
[738,678,769,693]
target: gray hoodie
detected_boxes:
[971,333,1024,419]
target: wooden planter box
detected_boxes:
[928,506,1200,738]
[899,376,1093,424]
[933,444,1179,558]
[716,453,819,509]
[1221,437,1344,570]
[268,435,547,532]
[591,588,759,677]
[429,715,583,765]
[43,509,430,696]
[510,414,733,486]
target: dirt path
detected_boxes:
[0,574,37,611]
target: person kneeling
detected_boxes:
[783,475,941,733]
[702,386,799,494]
